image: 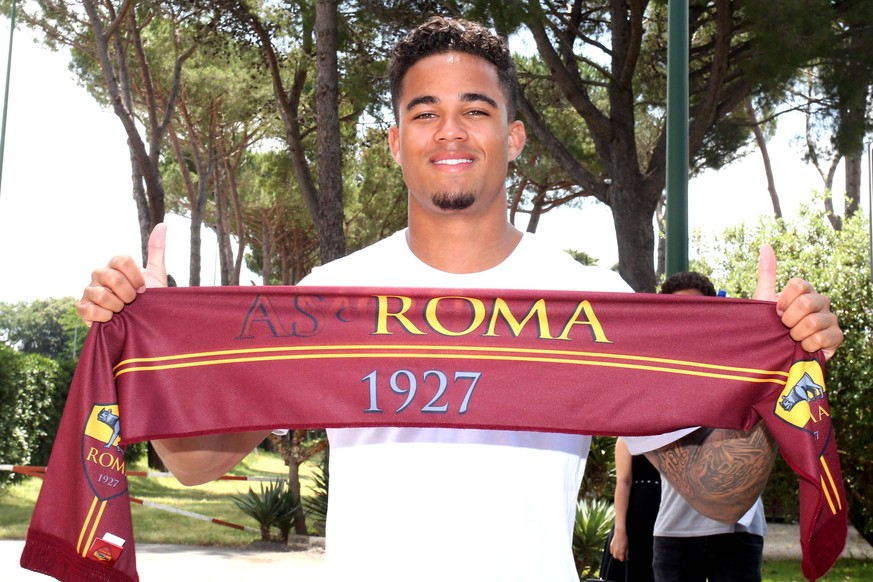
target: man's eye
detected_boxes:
[413,112,436,120]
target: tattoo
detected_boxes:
[646,424,777,523]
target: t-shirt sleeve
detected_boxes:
[622,427,698,455]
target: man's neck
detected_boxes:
[405,215,523,274]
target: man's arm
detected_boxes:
[609,438,632,561]
[645,424,776,523]
[77,224,272,484]
[644,245,841,523]
[152,430,273,486]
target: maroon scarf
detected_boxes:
[21,286,846,581]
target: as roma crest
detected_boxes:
[775,360,831,445]
[81,403,128,500]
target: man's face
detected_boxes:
[388,52,525,218]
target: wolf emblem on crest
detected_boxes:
[97,408,122,451]
[779,372,825,412]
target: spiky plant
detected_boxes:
[231,479,298,542]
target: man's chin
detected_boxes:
[431,192,476,210]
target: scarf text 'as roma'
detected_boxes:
[20,286,847,581]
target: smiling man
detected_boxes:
[76,16,843,582]
[388,45,528,273]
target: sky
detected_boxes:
[0,25,867,304]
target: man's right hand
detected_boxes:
[76,224,168,326]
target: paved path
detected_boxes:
[3,541,326,581]
[3,524,871,581]
[763,522,873,560]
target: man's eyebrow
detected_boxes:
[404,92,499,111]
[461,92,498,109]
[405,95,437,111]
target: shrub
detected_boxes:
[303,461,329,536]
[573,497,614,579]
[0,346,74,487]
[231,479,298,541]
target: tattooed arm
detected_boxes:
[644,423,777,524]
[640,246,837,523]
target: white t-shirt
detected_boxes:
[299,229,631,581]
[654,482,767,538]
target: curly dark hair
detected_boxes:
[659,271,717,296]
[388,16,518,121]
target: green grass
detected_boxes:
[3,453,873,581]
[762,559,873,581]
[1,449,321,546]
[0,476,41,539]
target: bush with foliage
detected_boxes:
[0,344,75,487]
[304,460,329,536]
[231,479,299,542]
[692,204,873,544]
[573,497,615,579]
[578,436,617,501]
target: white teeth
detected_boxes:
[433,158,472,165]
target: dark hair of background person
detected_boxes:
[659,271,717,296]
[388,16,519,121]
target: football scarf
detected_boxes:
[20,286,846,581]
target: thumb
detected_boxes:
[753,243,777,301]
[143,223,168,288]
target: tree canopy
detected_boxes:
[3,0,868,289]
[0,298,82,360]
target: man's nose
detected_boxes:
[435,116,468,141]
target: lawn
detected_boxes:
[3,450,872,581]
[1,449,320,546]
[762,560,873,581]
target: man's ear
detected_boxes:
[388,125,401,164]
[508,120,526,161]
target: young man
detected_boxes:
[76,17,842,582]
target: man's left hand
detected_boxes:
[753,244,842,361]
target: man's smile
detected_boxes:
[433,157,474,166]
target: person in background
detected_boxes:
[651,271,768,582]
[604,437,661,581]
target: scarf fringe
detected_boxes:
[20,529,136,582]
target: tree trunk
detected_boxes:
[269,431,328,537]
[226,158,246,285]
[189,205,204,286]
[744,98,782,219]
[188,141,212,287]
[845,151,862,218]
[611,178,661,293]
[525,186,547,233]
[129,153,152,264]
[261,217,273,286]
[314,0,347,263]
[82,0,168,252]
[147,444,167,472]
[287,457,308,536]
[215,169,235,285]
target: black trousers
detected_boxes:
[653,532,764,582]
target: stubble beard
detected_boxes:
[432,191,476,211]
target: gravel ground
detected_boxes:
[4,524,871,581]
